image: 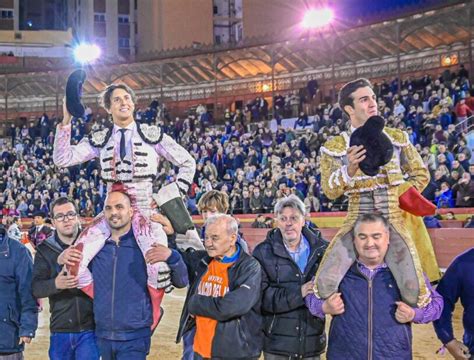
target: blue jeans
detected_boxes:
[0,353,23,360]
[49,331,99,360]
[263,353,320,360]
[194,353,259,360]
[96,336,151,360]
[182,328,196,360]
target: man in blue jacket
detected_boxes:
[433,248,474,359]
[306,213,444,360]
[0,225,38,359]
[81,189,188,359]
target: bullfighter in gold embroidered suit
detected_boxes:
[315,78,440,308]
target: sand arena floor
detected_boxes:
[24,288,463,359]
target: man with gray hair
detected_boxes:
[153,213,263,359]
[253,195,328,359]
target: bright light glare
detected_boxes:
[302,8,333,29]
[73,43,101,64]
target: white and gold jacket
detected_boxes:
[320,127,429,201]
[53,121,196,208]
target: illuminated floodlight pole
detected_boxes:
[73,43,101,64]
[301,8,334,29]
[301,7,335,98]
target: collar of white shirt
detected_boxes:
[113,121,136,135]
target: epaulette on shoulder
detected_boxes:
[89,127,112,148]
[384,127,409,147]
[136,122,163,144]
[320,135,347,157]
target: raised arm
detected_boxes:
[53,124,100,167]
[53,100,99,168]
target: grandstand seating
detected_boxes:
[438,220,465,228]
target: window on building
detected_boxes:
[118,38,130,48]
[118,15,129,24]
[237,24,243,42]
[94,13,105,22]
[95,37,106,49]
[0,9,13,19]
[213,5,218,15]
[215,35,221,45]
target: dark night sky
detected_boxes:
[329,0,463,24]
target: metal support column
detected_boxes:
[4,77,8,122]
[160,63,164,104]
[469,3,473,82]
[55,73,60,117]
[396,22,401,95]
[271,49,275,116]
[213,54,218,117]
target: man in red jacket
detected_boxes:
[455,98,472,131]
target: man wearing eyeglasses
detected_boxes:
[252,195,328,360]
[32,197,99,360]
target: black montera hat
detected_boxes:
[349,116,393,177]
[33,210,47,218]
[65,69,87,118]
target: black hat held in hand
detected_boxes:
[349,115,393,176]
[65,69,86,118]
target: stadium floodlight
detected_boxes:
[73,43,101,64]
[301,8,333,29]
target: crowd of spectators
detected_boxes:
[1,69,473,223]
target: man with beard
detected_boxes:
[32,197,99,359]
[65,189,188,360]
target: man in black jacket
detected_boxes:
[253,195,328,360]
[149,213,263,359]
[32,197,99,360]
[28,210,48,247]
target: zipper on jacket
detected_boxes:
[179,257,209,341]
[294,248,320,283]
[302,250,320,279]
[237,319,250,348]
[368,279,373,360]
[110,242,119,334]
[75,297,83,332]
[268,314,276,335]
